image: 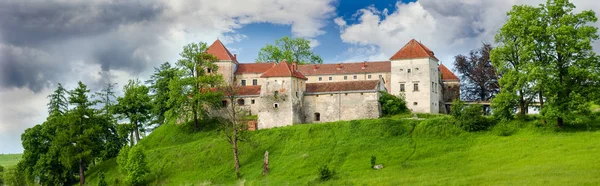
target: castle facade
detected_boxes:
[206,39,459,129]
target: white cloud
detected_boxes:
[336,0,600,68]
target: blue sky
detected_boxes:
[2,0,600,153]
[228,0,415,63]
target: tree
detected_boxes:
[256,36,323,64]
[115,79,152,143]
[454,43,499,101]
[147,62,178,126]
[94,82,123,160]
[167,42,224,131]
[117,146,149,186]
[378,91,409,116]
[62,81,106,186]
[492,4,548,118]
[47,83,68,116]
[492,0,600,126]
[220,83,247,177]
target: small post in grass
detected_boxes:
[263,151,269,176]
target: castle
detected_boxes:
[206,39,460,129]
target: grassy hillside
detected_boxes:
[0,154,22,167]
[86,115,600,185]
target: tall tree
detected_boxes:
[491,5,545,118]
[454,43,499,101]
[147,62,178,126]
[167,42,224,131]
[115,79,152,143]
[94,82,123,159]
[220,83,246,177]
[256,36,323,64]
[62,81,104,186]
[492,0,600,126]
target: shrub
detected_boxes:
[3,165,26,186]
[493,122,518,136]
[451,102,494,132]
[126,146,149,185]
[98,172,108,186]
[379,91,409,116]
[318,165,334,181]
[370,155,376,168]
[117,146,131,174]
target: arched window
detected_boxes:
[237,99,245,106]
[314,112,321,121]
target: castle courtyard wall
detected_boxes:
[302,91,381,123]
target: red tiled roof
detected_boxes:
[306,80,380,93]
[390,39,439,61]
[297,61,391,75]
[439,64,459,81]
[206,39,238,63]
[260,61,308,80]
[235,63,275,74]
[236,85,261,96]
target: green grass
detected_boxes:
[0,154,22,167]
[85,116,600,185]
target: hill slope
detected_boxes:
[86,116,600,185]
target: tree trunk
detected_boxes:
[79,159,85,186]
[134,120,140,142]
[233,126,240,178]
[192,108,199,131]
[557,117,564,128]
[130,130,135,147]
[518,90,526,117]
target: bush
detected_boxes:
[98,172,108,186]
[117,145,149,186]
[318,165,334,181]
[370,155,376,168]
[3,165,26,186]
[451,101,494,132]
[379,91,409,116]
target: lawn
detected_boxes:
[0,154,22,167]
[85,116,600,185]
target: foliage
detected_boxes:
[125,147,149,186]
[451,101,493,132]
[318,165,334,181]
[46,83,68,116]
[492,0,600,126]
[115,79,152,144]
[379,91,409,116]
[0,165,3,185]
[98,172,108,186]
[454,43,499,101]
[117,146,131,174]
[147,62,179,126]
[370,155,376,168]
[167,42,224,131]
[256,36,323,64]
[3,165,26,186]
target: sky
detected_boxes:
[2,0,600,153]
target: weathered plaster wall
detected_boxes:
[215,61,236,83]
[302,91,380,123]
[257,77,305,129]
[390,58,440,113]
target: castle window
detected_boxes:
[221,100,228,107]
[368,75,372,79]
[330,94,333,96]
[400,84,405,92]
[414,83,419,91]
[241,80,246,86]
[207,68,212,73]
[353,75,357,79]
[296,91,298,98]
[416,68,419,71]
[432,82,434,92]
[274,103,279,108]
[345,93,348,96]
[237,99,245,106]
[253,79,257,85]
[408,69,412,73]
[319,77,322,81]
[329,76,332,81]
[251,99,255,104]
[314,112,321,121]
[400,69,403,71]
[344,76,347,80]
[413,102,418,106]
[361,93,364,95]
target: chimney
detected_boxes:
[292,62,297,71]
[337,63,342,70]
[233,54,237,61]
[362,61,366,70]
[313,65,317,71]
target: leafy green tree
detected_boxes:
[167,42,224,131]
[378,91,409,116]
[147,62,178,126]
[492,0,600,126]
[125,146,149,185]
[256,36,323,64]
[115,79,152,143]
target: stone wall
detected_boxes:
[215,61,236,83]
[302,91,381,123]
[304,72,391,91]
[257,77,305,129]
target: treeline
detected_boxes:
[454,0,600,126]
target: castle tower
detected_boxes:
[206,39,238,84]
[389,39,441,113]
[257,61,307,129]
